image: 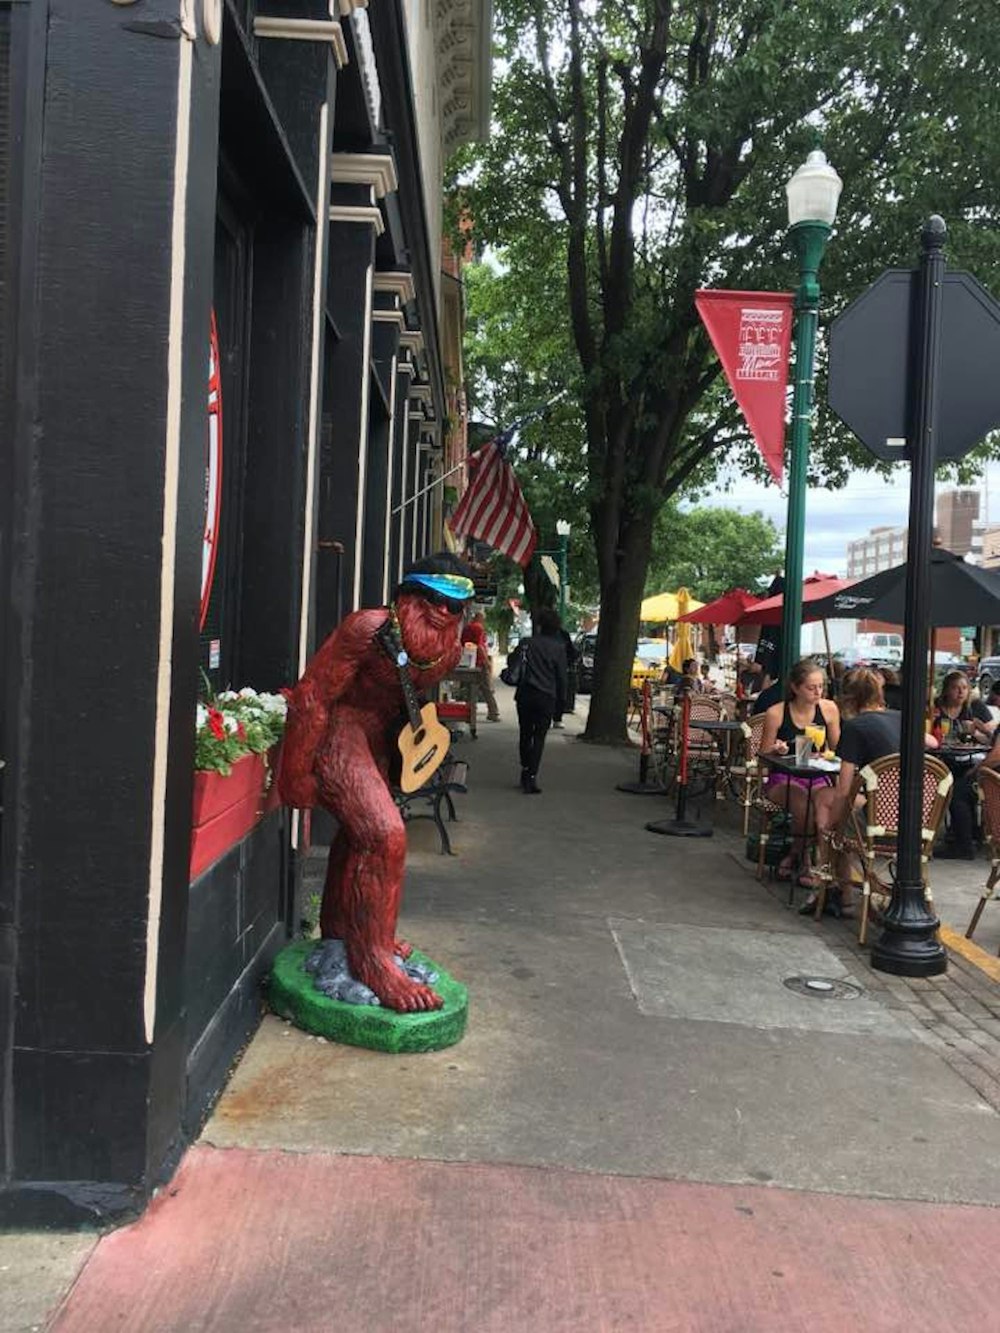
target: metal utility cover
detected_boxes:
[828,268,1000,463]
[609,919,914,1038]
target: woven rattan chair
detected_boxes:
[732,713,767,836]
[685,695,727,793]
[965,766,1000,947]
[818,752,953,945]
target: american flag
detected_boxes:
[448,424,537,567]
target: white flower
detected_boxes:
[257,692,287,716]
[217,690,238,702]
[223,714,240,734]
[196,704,208,729]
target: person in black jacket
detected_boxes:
[514,606,568,794]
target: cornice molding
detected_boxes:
[400,329,424,353]
[373,270,416,304]
[410,383,433,402]
[373,309,406,328]
[435,0,492,149]
[253,17,348,68]
[337,0,369,13]
[330,152,398,198]
[327,204,385,235]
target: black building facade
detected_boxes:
[0,0,489,1225]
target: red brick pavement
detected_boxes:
[52,1145,1000,1333]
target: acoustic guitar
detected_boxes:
[376,621,451,792]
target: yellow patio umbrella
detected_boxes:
[639,589,705,623]
[668,588,696,671]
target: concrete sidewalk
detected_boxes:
[10,684,1000,1330]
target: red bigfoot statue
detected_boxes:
[279,556,475,1013]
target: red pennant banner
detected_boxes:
[695,289,795,484]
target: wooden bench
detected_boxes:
[393,758,469,855]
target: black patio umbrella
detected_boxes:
[806,547,1000,628]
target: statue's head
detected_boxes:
[395,553,476,634]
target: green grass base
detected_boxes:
[267,940,468,1053]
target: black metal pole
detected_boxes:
[871,217,948,976]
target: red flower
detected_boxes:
[208,708,226,740]
[237,722,246,741]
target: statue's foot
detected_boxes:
[394,938,414,960]
[355,951,444,1013]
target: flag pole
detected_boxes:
[390,389,567,517]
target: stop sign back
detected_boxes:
[828,268,1000,462]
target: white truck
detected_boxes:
[855,632,903,663]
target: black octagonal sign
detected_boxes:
[829,268,1000,463]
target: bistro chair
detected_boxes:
[816,752,953,946]
[733,713,767,836]
[685,694,727,794]
[965,766,1000,948]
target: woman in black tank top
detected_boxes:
[760,659,841,885]
[776,700,827,747]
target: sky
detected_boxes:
[698,459,1000,579]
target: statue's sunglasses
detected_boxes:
[421,587,467,615]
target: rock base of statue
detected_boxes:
[268,939,468,1052]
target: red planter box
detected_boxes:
[190,746,281,881]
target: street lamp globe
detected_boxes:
[785,149,842,228]
[555,519,571,537]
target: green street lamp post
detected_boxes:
[555,519,571,619]
[778,150,843,686]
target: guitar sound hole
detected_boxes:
[415,745,439,772]
[414,728,425,743]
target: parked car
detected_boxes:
[832,647,873,672]
[631,639,670,690]
[979,656,1000,699]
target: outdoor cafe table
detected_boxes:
[937,740,990,771]
[760,751,841,900]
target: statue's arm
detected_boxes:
[278,610,386,807]
[296,609,385,707]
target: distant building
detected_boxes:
[846,525,908,579]
[936,488,981,559]
[982,525,1000,570]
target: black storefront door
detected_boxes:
[200,183,252,690]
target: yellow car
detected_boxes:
[631,640,669,690]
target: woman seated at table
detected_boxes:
[760,658,841,885]
[936,709,1000,860]
[879,665,903,712]
[675,658,701,694]
[932,669,993,745]
[810,668,903,912]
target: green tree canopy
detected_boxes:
[646,506,783,603]
[453,0,1000,740]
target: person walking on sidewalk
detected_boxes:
[464,611,500,721]
[513,607,568,794]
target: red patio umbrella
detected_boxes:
[677,588,763,624]
[735,573,854,626]
[735,573,855,668]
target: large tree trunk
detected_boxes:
[583,508,655,743]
